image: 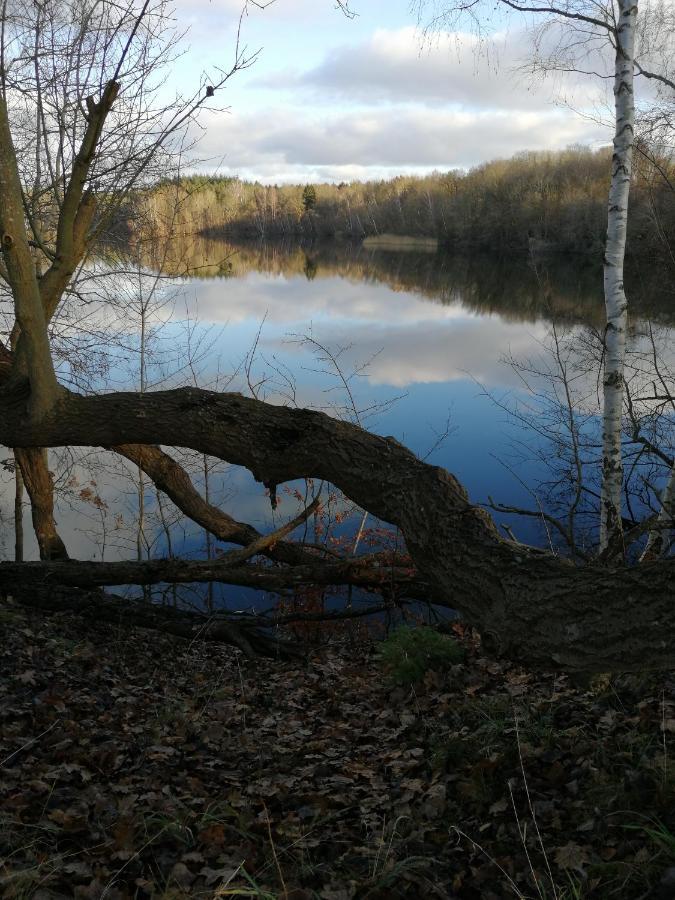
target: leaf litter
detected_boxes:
[1,600,675,898]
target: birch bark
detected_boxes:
[600,0,638,552]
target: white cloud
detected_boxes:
[171,0,327,26]
[169,17,617,180]
[252,26,607,111]
[174,272,555,390]
[196,101,607,181]
[170,0,362,48]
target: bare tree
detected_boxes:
[0,0,256,558]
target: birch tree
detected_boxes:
[601,0,637,553]
[415,0,675,555]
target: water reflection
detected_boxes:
[1,237,673,577]
[139,234,675,325]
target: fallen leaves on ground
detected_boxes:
[1,600,674,898]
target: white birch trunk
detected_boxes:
[600,0,638,552]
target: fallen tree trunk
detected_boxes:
[1,385,674,672]
[0,557,427,595]
[9,587,306,659]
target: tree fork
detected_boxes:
[112,443,332,568]
[0,97,59,415]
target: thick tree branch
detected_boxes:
[217,493,321,565]
[485,497,591,561]
[1,384,674,672]
[497,0,611,32]
[20,82,120,330]
[112,443,327,567]
[38,193,97,322]
[0,556,427,597]
[634,61,675,93]
[56,82,120,259]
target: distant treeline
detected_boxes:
[130,146,675,257]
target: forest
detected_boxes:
[135,144,675,257]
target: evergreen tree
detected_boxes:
[302,184,317,212]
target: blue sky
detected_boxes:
[167,0,612,182]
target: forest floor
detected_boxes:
[1,598,674,900]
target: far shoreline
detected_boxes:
[362,233,439,252]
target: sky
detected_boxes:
[166,0,613,183]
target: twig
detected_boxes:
[450,826,526,898]
[262,802,287,899]
[218,492,323,567]
[513,716,558,900]
[0,719,58,768]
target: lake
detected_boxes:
[1,237,673,606]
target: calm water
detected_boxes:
[2,238,673,606]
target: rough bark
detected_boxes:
[0,555,424,596]
[600,0,637,552]
[1,384,674,673]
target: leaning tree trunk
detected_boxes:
[600,0,637,553]
[0,96,59,416]
[1,385,674,673]
[14,447,68,560]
